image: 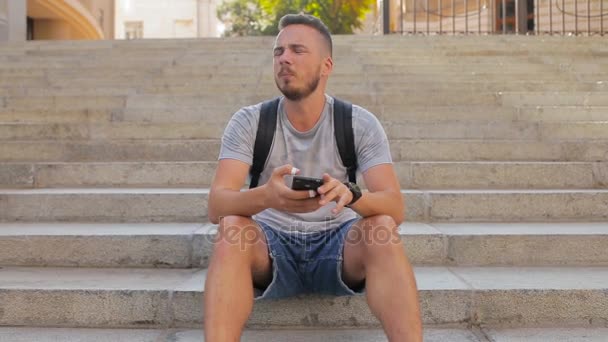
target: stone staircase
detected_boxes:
[0,36,607,341]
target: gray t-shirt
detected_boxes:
[219,94,392,233]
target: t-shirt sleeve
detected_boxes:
[218,105,260,165]
[353,105,393,173]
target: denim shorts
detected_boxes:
[253,218,365,300]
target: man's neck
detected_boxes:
[283,92,326,132]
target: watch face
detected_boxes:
[346,182,362,205]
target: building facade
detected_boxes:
[115,0,221,39]
[1,0,115,41]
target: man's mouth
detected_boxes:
[279,70,295,77]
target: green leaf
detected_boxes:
[217,0,374,36]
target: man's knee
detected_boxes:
[214,215,263,256]
[358,215,403,259]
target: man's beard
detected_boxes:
[276,72,321,101]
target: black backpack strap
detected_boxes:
[249,98,280,188]
[333,97,358,184]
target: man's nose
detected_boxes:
[278,50,292,64]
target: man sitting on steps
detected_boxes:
[204,13,423,342]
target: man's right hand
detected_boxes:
[263,164,323,213]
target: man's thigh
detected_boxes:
[218,216,272,288]
[341,215,400,288]
[341,219,367,289]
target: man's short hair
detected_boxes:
[278,14,333,57]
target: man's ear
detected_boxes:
[321,56,334,77]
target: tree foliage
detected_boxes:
[217,0,375,36]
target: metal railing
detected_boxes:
[388,0,606,35]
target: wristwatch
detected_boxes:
[343,182,362,206]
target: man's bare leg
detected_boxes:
[342,215,423,342]
[204,215,272,342]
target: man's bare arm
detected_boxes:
[317,163,404,225]
[350,164,405,225]
[208,160,322,224]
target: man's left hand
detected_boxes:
[317,173,353,215]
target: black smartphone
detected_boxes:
[290,175,324,192]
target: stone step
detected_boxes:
[0,266,606,328]
[5,55,593,68]
[0,327,490,342]
[0,58,593,76]
[1,60,599,75]
[5,57,585,70]
[7,50,598,64]
[517,106,608,122]
[2,96,126,111]
[2,36,603,55]
[1,189,608,222]
[0,86,137,97]
[3,79,599,98]
[1,71,584,89]
[0,223,605,268]
[398,161,608,189]
[142,80,602,95]
[0,109,112,124]
[2,77,593,96]
[4,120,608,141]
[1,161,605,189]
[2,105,607,125]
[2,327,607,342]
[499,92,608,107]
[0,140,222,163]
[2,139,608,163]
[0,122,228,140]
[4,54,604,72]
[2,91,606,112]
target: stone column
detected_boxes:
[0,0,9,41]
[1,0,27,41]
[197,0,220,37]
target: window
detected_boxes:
[173,19,194,38]
[124,21,143,39]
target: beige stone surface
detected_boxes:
[2,139,608,163]
[2,161,600,189]
[1,34,607,332]
[0,140,222,162]
[0,327,490,342]
[0,188,209,222]
[0,163,33,187]
[428,190,608,222]
[0,223,202,267]
[517,106,608,122]
[455,267,608,326]
[0,328,162,342]
[4,96,126,111]
[1,161,602,189]
[487,328,608,341]
[7,265,597,327]
[2,189,608,223]
[434,223,608,265]
[0,109,111,123]
[34,162,217,188]
[594,162,608,187]
[404,162,596,189]
[540,122,608,140]
[0,123,90,140]
[383,121,540,140]
[500,92,608,107]
[391,140,566,162]
[9,108,599,146]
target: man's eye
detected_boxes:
[273,49,283,56]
